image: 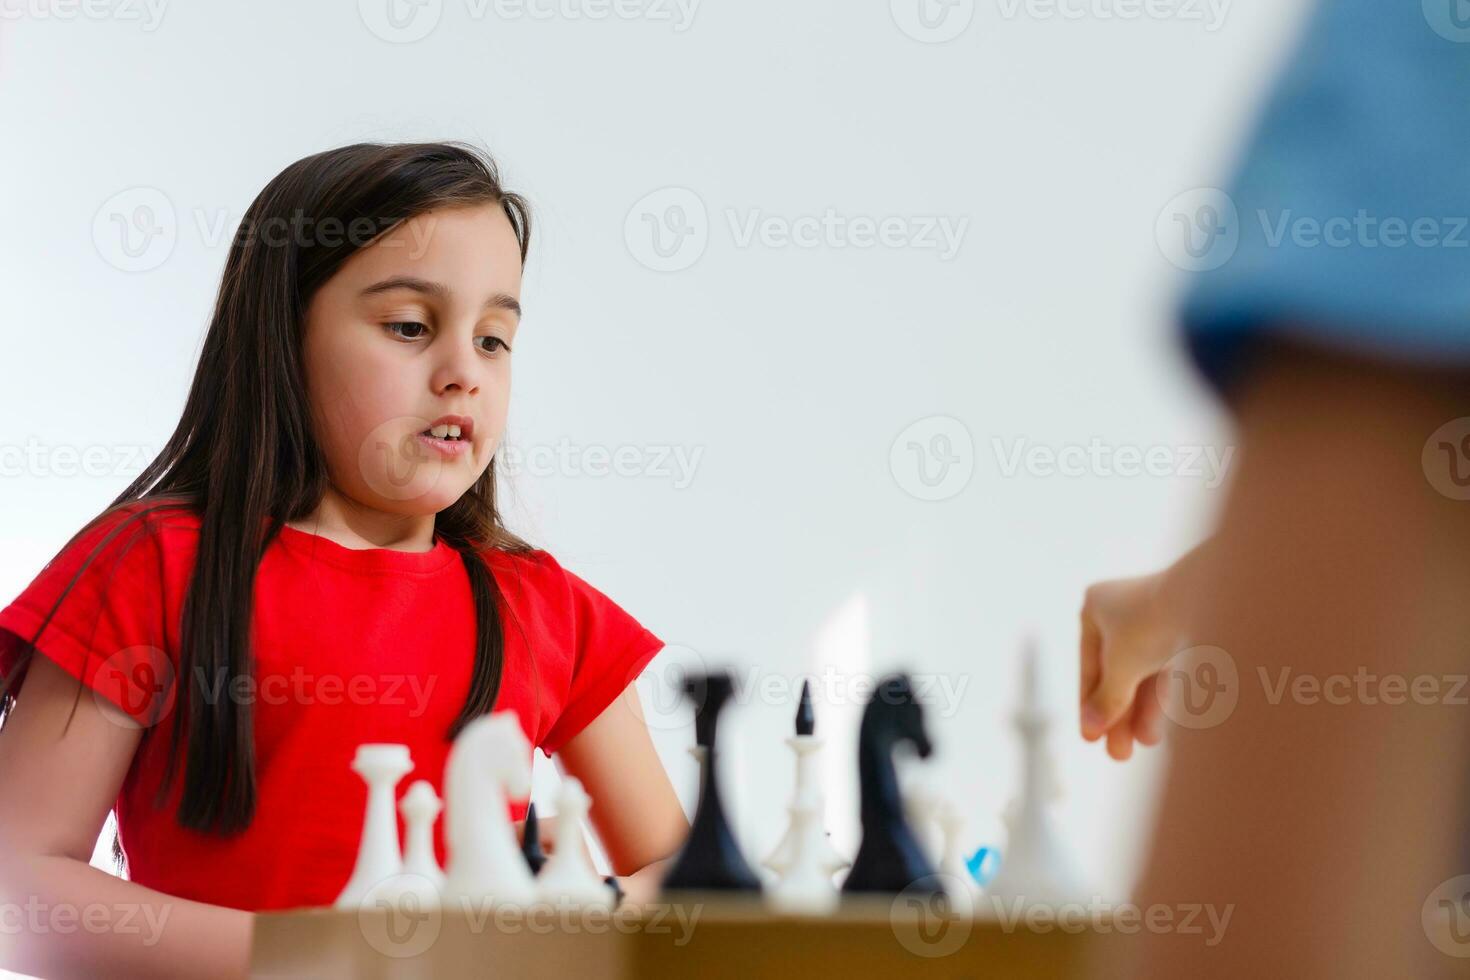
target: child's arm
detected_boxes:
[1131,342,1470,977]
[0,655,253,980]
[554,684,688,900]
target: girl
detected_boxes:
[0,142,688,979]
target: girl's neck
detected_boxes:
[285,487,438,553]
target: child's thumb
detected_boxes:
[1081,675,1137,741]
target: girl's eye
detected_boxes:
[385,321,428,341]
[477,336,511,354]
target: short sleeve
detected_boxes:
[1179,0,1470,396]
[538,559,664,756]
[0,506,176,726]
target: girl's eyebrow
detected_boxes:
[359,275,522,319]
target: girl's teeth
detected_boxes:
[425,423,464,441]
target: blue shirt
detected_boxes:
[1179,0,1470,394]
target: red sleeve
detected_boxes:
[538,557,664,756]
[0,505,176,727]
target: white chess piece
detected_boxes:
[367,779,448,910]
[766,799,841,915]
[935,798,979,915]
[983,639,1084,908]
[442,711,538,907]
[335,744,414,910]
[536,777,616,909]
[762,699,847,879]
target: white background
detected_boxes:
[0,0,1316,928]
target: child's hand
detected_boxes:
[1079,572,1177,760]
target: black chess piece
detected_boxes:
[604,875,625,908]
[841,673,944,897]
[795,679,815,737]
[520,802,547,876]
[661,671,761,893]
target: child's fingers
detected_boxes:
[1079,614,1105,740]
[1105,718,1135,761]
[1131,673,1166,746]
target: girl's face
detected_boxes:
[301,202,522,517]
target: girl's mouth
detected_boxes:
[415,428,471,457]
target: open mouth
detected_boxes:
[420,424,467,442]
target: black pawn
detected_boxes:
[661,671,761,893]
[521,802,547,876]
[841,673,944,897]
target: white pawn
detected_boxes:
[376,780,446,910]
[763,682,847,880]
[536,777,616,909]
[335,744,413,910]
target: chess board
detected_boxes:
[251,895,1098,978]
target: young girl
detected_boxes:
[0,142,688,979]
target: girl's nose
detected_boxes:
[429,336,481,395]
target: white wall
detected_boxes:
[0,0,1317,911]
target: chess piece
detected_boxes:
[841,674,943,897]
[662,671,761,893]
[442,711,538,907]
[766,800,842,915]
[520,802,548,876]
[983,640,1084,907]
[335,744,413,909]
[536,777,617,909]
[763,681,848,880]
[935,798,979,914]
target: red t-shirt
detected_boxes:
[0,503,664,912]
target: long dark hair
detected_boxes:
[0,142,534,847]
